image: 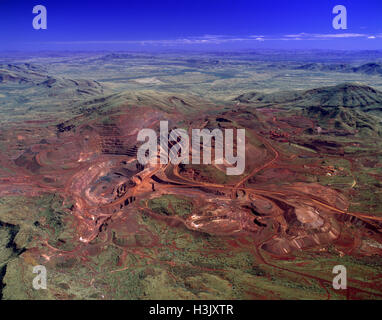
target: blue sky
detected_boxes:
[0,0,381,51]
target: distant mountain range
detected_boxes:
[295,62,382,76]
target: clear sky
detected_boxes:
[0,0,381,51]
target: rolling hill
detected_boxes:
[234,83,382,136]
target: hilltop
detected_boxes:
[0,63,104,96]
[234,83,382,109]
[235,83,382,136]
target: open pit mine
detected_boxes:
[0,56,382,300]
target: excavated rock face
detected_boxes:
[179,183,347,255]
[3,93,381,256]
[0,86,381,303]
